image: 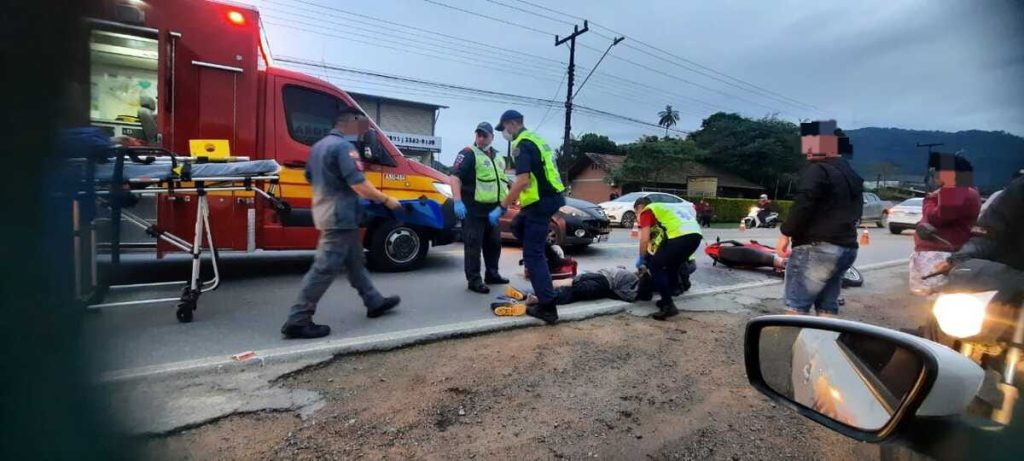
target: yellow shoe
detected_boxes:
[491,302,527,316]
[505,285,527,301]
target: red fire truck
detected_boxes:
[84,0,457,272]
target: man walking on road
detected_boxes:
[492,110,566,324]
[450,122,510,294]
[281,106,403,339]
[633,197,703,320]
[776,121,863,317]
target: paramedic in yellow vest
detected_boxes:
[491,110,566,324]
[450,122,510,294]
[633,196,703,320]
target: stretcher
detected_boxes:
[72,144,282,322]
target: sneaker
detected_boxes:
[485,274,510,284]
[281,322,331,339]
[526,302,559,324]
[367,296,401,318]
[505,285,527,301]
[652,299,679,321]
[468,282,491,294]
[490,301,527,316]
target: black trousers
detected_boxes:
[650,234,702,302]
[554,273,613,305]
[463,215,502,285]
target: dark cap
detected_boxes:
[495,109,524,131]
[336,105,366,118]
[475,121,494,136]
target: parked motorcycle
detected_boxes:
[705,237,864,287]
[742,206,779,228]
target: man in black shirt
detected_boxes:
[777,121,863,316]
[449,122,509,294]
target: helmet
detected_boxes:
[759,194,768,200]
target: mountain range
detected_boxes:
[844,128,1024,192]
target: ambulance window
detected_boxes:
[89,29,159,143]
[282,85,347,146]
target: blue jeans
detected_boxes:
[512,195,565,304]
[784,242,858,315]
[285,229,385,327]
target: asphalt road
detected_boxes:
[83,226,915,373]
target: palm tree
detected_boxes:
[657,105,680,137]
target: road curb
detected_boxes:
[99,259,909,383]
[99,300,628,383]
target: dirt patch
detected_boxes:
[142,270,928,460]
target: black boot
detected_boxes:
[367,296,401,318]
[485,273,510,284]
[281,322,331,339]
[468,282,491,294]
[526,301,559,324]
[652,299,679,321]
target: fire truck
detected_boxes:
[83,0,457,272]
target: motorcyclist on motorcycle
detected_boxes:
[934,175,1024,274]
[756,194,776,227]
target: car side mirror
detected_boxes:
[359,129,397,167]
[745,316,983,443]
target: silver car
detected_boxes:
[861,192,892,228]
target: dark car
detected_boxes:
[499,197,611,248]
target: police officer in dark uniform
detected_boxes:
[490,110,566,324]
[450,122,510,294]
[281,106,403,339]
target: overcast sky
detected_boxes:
[244,0,1024,164]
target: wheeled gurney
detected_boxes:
[73,145,282,322]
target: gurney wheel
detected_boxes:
[176,300,195,323]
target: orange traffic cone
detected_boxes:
[859,225,870,246]
[630,222,640,240]
[739,221,747,231]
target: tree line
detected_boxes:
[556,111,807,198]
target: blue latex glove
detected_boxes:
[488,206,504,226]
[454,200,467,220]
[635,255,646,269]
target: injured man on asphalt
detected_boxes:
[494,261,697,314]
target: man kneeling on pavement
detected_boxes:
[633,196,704,320]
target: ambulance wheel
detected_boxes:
[176,300,195,323]
[368,221,428,272]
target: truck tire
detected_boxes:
[367,220,429,272]
[889,224,903,235]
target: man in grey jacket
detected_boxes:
[281,106,403,339]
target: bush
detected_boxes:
[685,196,794,223]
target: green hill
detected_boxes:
[845,128,1024,192]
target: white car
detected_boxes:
[887,197,923,234]
[599,191,695,228]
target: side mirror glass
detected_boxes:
[746,317,938,442]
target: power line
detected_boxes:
[265,0,566,69]
[419,0,555,35]
[263,20,566,85]
[417,0,781,114]
[264,0,674,111]
[511,0,821,112]
[277,56,687,134]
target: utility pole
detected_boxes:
[916,142,944,155]
[555,20,589,158]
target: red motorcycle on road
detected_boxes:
[705,238,864,287]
